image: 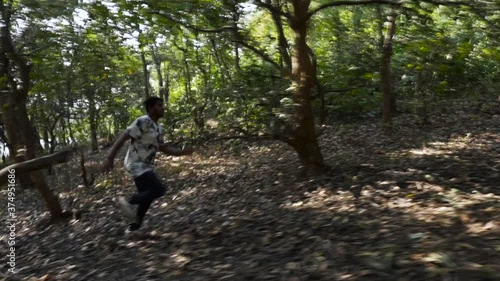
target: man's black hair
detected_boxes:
[144,96,163,112]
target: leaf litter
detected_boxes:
[0,101,499,281]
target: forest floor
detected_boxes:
[1,100,499,281]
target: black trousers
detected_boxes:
[129,171,166,225]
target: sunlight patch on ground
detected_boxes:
[280,188,353,212]
[408,147,452,156]
[400,189,500,236]
[389,131,499,159]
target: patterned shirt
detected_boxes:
[124,115,164,178]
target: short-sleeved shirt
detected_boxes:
[124,115,164,178]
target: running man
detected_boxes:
[102,96,193,232]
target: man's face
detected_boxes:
[151,101,165,117]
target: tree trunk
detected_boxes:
[272,0,291,71]
[31,120,44,153]
[17,103,64,219]
[289,0,324,175]
[1,3,62,216]
[151,45,165,101]
[66,116,76,144]
[232,3,241,74]
[308,46,326,124]
[49,129,56,154]
[210,37,232,84]
[164,68,170,102]
[140,46,150,99]
[0,95,21,159]
[380,7,397,125]
[194,34,209,89]
[43,128,49,151]
[89,94,98,152]
[183,52,192,98]
[64,65,73,145]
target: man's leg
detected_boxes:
[128,171,166,230]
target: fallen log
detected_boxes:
[0,147,77,186]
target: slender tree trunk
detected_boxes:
[164,68,170,102]
[308,46,326,124]
[31,120,43,153]
[289,0,324,175]
[88,93,98,151]
[183,52,192,97]
[68,122,75,144]
[232,4,241,74]
[47,127,56,175]
[49,124,57,154]
[49,136,56,154]
[210,37,232,84]
[43,128,49,151]
[380,7,397,125]
[140,45,150,99]
[194,34,209,89]
[151,45,165,101]
[271,0,292,71]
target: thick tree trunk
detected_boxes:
[0,96,34,188]
[289,0,324,175]
[1,0,65,220]
[380,8,397,125]
[0,96,21,159]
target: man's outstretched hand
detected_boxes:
[101,157,114,173]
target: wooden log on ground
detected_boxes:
[0,147,77,186]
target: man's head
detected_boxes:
[144,96,164,118]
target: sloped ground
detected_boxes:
[1,101,499,281]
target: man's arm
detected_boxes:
[107,131,131,160]
[159,143,194,156]
[102,131,131,173]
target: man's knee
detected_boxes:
[153,184,166,198]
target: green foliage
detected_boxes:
[5,0,497,149]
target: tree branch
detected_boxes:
[308,0,494,19]
[254,0,293,21]
[234,35,288,75]
[308,0,400,19]
[149,11,234,33]
[0,147,77,186]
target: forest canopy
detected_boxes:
[0,0,498,172]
